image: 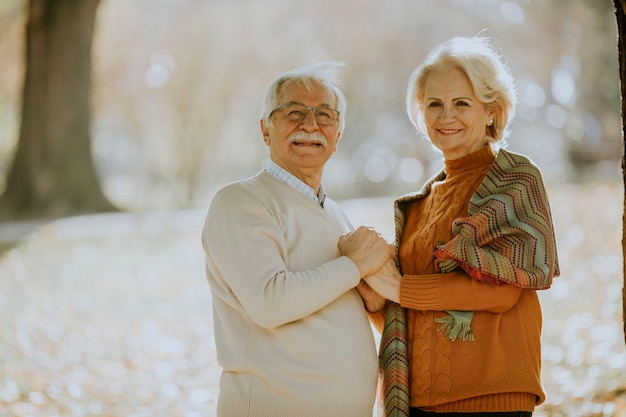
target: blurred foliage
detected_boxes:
[0,0,621,211]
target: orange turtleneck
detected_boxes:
[376,145,545,412]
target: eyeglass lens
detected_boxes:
[278,103,339,125]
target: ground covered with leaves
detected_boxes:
[0,182,624,417]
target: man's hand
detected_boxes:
[338,225,394,277]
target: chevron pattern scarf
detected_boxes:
[380,149,560,417]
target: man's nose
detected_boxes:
[299,109,320,130]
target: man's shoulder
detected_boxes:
[211,170,297,208]
[211,171,266,205]
[216,170,273,192]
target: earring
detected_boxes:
[487,119,493,126]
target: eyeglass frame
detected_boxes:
[268,102,341,126]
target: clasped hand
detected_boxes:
[338,226,402,310]
[337,225,393,277]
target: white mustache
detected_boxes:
[288,131,328,147]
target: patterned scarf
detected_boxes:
[379,149,560,417]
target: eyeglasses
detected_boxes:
[269,102,340,126]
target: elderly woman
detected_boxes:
[346,36,560,417]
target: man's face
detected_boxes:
[260,80,342,184]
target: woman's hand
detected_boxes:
[363,258,402,304]
[356,279,387,312]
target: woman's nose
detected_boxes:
[439,106,456,122]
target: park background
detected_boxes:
[0,0,624,416]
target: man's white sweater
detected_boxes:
[202,170,378,417]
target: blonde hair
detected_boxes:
[406,36,517,143]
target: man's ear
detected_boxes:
[260,119,270,146]
[332,130,342,152]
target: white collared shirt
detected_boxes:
[266,160,326,208]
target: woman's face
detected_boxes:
[421,68,494,160]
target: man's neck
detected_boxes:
[266,161,325,205]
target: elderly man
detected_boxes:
[201,62,391,417]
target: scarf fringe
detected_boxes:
[435,314,475,342]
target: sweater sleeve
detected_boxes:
[202,182,361,329]
[399,270,523,313]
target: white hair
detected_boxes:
[406,36,517,143]
[260,61,347,132]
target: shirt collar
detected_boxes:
[266,160,326,208]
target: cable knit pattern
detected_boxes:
[381,148,491,415]
[402,148,491,408]
[380,146,556,414]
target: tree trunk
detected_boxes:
[0,0,116,221]
[613,0,626,345]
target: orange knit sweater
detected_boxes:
[372,146,545,412]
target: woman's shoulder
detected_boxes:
[495,148,540,170]
[489,148,548,192]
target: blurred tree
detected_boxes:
[0,0,116,221]
[613,0,626,344]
